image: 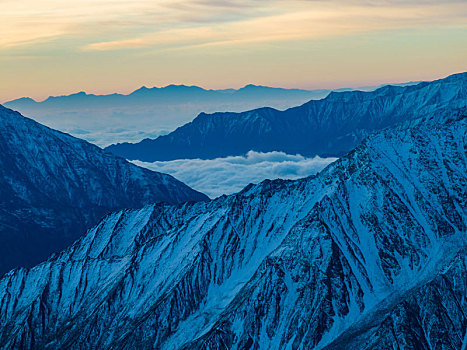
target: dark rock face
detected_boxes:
[105,73,466,162]
[0,109,465,349]
[0,105,208,275]
[324,251,467,350]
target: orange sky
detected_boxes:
[1,0,466,102]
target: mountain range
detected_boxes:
[5,85,330,108]
[0,100,464,348]
[0,105,207,275]
[3,85,332,147]
[3,81,421,148]
[105,72,466,162]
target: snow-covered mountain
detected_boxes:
[106,72,466,162]
[0,105,208,275]
[0,106,464,349]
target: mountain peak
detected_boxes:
[44,90,88,102]
[1,97,36,105]
[135,85,150,91]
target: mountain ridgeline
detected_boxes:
[106,72,467,162]
[0,103,465,348]
[0,105,208,275]
[4,85,332,147]
[5,85,329,110]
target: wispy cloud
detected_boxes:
[133,151,337,198]
[84,2,467,51]
[0,0,268,48]
[2,0,466,49]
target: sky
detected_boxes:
[1,0,466,102]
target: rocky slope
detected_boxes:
[0,107,464,349]
[0,105,208,275]
[106,72,466,161]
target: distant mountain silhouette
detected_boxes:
[105,73,466,162]
[6,85,329,107]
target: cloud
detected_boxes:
[2,0,465,49]
[83,1,467,51]
[10,96,324,147]
[0,0,269,48]
[133,151,337,198]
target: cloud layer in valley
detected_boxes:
[133,151,338,198]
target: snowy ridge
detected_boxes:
[0,109,465,349]
[0,105,208,274]
[106,72,467,162]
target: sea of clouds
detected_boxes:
[134,151,338,198]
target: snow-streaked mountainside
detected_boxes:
[0,107,465,349]
[106,72,466,162]
[0,105,208,275]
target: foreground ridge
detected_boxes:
[0,109,465,349]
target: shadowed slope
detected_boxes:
[0,105,208,274]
